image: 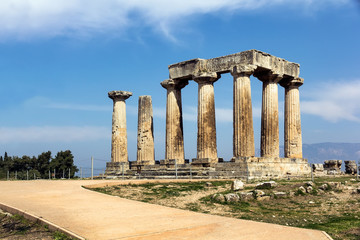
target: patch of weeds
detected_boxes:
[303,213,360,240]
[210,181,231,187]
[53,231,74,240]
[141,197,154,203]
[185,203,201,212]
[295,189,306,196]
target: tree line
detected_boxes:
[0,150,79,179]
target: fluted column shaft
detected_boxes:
[254,72,283,158]
[283,78,303,158]
[108,91,132,163]
[194,73,220,161]
[161,79,188,164]
[231,65,256,158]
[137,96,155,165]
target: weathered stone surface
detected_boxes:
[224,193,240,202]
[231,65,256,158]
[298,186,306,194]
[254,71,282,158]
[274,192,287,198]
[345,160,357,174]
[161,79,188,164]
[319,184,329,191]
[306,181,314,187]
[137,96,155,165]
[328,182,341,189]
[256,181,277,189]
[193,72,220,166]
[231,179,244,191]
[313,164,324,172]
[239,192,254,201]
[324,160,342,171]
[168,50,300,81]
[306,186,313,193]
[108,90,132,163]
[253,190,265,198]
[258,195,271,201]
[212,194,225,202]
[281,78,303,158]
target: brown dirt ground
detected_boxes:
[93,177,360,240]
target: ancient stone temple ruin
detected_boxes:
[105,50,310,179]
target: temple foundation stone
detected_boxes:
[136,96,155,165]
[192,72,220,166]
[161,79,188,165]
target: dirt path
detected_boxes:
[0,180,332,240]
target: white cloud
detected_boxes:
[0,0,350,41]
[0,126,109,143]
[301,80,360,122]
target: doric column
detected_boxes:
[254,71,283,158]
[137,96,155,165]
[108,91,132,163]
[231,65,256,158]
[160,79,188,164]
[193,72,220,163]
[281,78,303,158]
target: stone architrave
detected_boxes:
[254,71,283,158]
[193,72,220,163]
[231,65,256,158]
[281,78,303,158]
[161,79,188,164]
[108,91,132,163]
[137,96,155,165]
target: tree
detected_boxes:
[50,150,78,178]
[37,151,52,178]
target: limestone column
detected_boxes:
[231,65,256,158]
[193,72,220,163]
[282,78,303,158]
[161,79,188,164]
[108,91,132,163]
[254,71,283,158]
[137,96,155,165]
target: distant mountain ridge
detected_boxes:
[254,143,360,164]
[302,142,360,164]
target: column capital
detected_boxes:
[192,72,220,84]
[231,64,257,77]
[160,79,188,90]
[280,77,304,88]
[254,70,283,83]
[108,91,132,101]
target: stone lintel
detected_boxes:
[168,50,300,80]
[160,79,188,90]
[108,91,133,101]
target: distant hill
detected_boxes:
[255,143,360,164]
[302,142,360,164]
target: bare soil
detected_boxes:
[92,176,360,240]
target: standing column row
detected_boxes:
[108,91,132,163]
[161,79,188,164]
[193,72,220,164]
[231,65,256,158]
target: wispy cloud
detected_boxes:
[0,0,350,41]
[0,126,108,143]
[24,96,110,111]
[302,80,360,122]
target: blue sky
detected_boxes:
[0,0,359,173]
